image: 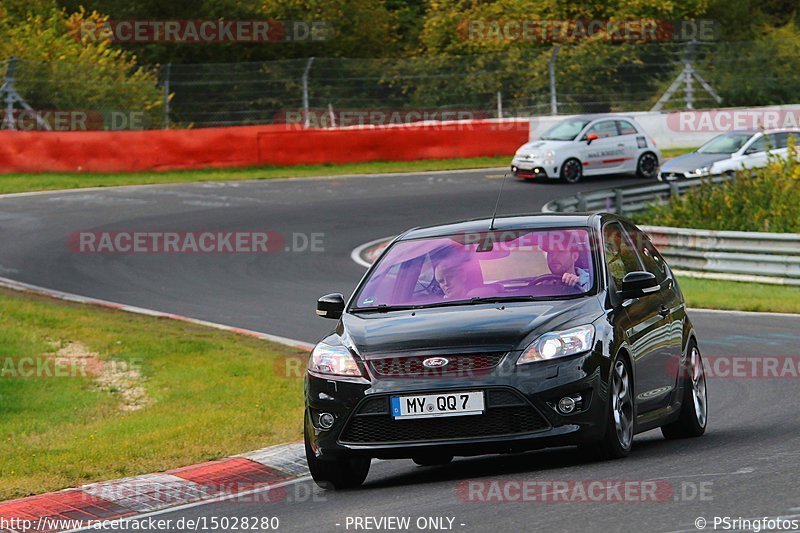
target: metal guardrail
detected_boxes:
[541,176,731,215]
[543,178,800,286]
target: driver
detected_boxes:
[544,233,591,291]
[432,253,470,300]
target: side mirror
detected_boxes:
[618,271,659,300]
[585,133,599,145]
[316,293,345,320]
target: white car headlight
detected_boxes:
[308,343,362,377]
[691,167,711,176]
[516,325,595,365]
[544,150,555,159]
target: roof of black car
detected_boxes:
[400,213,601,240]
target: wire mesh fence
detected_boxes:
[2,41,798,130]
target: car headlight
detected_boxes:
[516,325,595,365]
[691,166,711,176]
[544,150,555,159]
[308,343,362,377]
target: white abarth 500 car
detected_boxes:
[511,115,661,183]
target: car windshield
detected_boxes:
[352,229,595,310]
[540,119,591,141]
[697,132,753,154]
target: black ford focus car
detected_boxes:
[305,213,708,489]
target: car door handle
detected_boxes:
[659,305,670,318]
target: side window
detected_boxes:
[586,121,618,139]
[746,136,767,154]
[602,223,642,289]
[616,120,638,135]
[622,223,668,284]
[771,133,788,149]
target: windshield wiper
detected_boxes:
[465,295,541,304]
[351,295,547,313]
[350,304,421,313]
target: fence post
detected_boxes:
[576,192,586,212]
[2,58,14,130]
[615,189,624,213]
[496,91,503,119]
[162,63,171,129]
[302,57,315,129]
[549,45,561,115]
[670,182,679,200]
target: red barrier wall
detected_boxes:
[0,120,529,174]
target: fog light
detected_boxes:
[511,165,518,172]
[318,412,335,429]
[557,396,576,415]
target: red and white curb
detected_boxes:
[0,278,313,531]
[0,443,308,533]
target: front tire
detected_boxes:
[662,343,708,439]
[560,158,583,183]
[305,425,370,490]
[581,356,634,460]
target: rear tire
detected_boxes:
[636,152,659,179]
[412,455,454,467]
[560,158,583,183]
[662,342,708,439]
[305,425,370,490]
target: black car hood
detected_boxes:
[335,297,604,358]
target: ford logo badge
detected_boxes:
[422,357,449,368]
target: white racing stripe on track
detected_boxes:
[0,276,314,349]
[688,308,800,319]
[350,236,395,268]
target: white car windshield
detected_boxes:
[697,132,753,154]
[540,119,591,141]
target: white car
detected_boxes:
[511,115,661,183]
[658,129,800,180]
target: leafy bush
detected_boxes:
[0,4,163,128]
[636,147,800,233]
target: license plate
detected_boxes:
[391,391,484,419]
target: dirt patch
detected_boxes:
[53,341,150,412]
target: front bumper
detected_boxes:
[511,156,559,179]
[305,350,610,460]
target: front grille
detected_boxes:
[367,353,506,378]
[339,389,549,444]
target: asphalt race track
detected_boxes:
[2,169,800,532]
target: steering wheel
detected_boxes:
[414,277,443,297]
[531,274,566,286]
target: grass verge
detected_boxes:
[0,148,694,195]
[0,287,307,501]
[677,276,800,314]
[0,156,512,195]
